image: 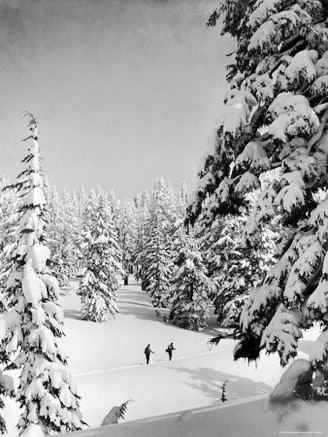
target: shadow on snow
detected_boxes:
[169,365,272,402]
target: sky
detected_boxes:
[0,0,234,199]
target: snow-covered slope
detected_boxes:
[58,396,275,437]
[59,394,328,437]
[3,280,321,436]
[59,281,284,428]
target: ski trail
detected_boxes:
[75,348,232,377]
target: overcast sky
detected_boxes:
[0,0,233,198]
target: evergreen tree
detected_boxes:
[117,200,137,285]
[133,192,151,289]
[46,186,69,288]
[177,181,189,218]
[45,187,83,288]
[143,179,176,307]
[77,186,88,220]
[201,209,276,327]
[190,1,328,367]
[61,190,83,281]
[143,214,173,307]
[169,228,213,330]
[78,191,121,322]
[1,113,84,435]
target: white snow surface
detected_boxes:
[22,260,47,307]
[3,280,326,436]
[20,423,45,437]
[27,243,50,273]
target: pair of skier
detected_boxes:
[144,342,175,364]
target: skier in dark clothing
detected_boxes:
[144,344,154,364]
[166,343,175,361]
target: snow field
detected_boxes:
[2,280,324,436]
[59,281,285,428]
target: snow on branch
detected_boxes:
[27,243,50,273]
[309,330,328,370]
[0,311,21,344]
[307,248,328,313]
[221,90,257,138]
[248,0,281,30]
[27,326,56,358]
[235,140,271,173]
[284,239,324,303]
[239,282,282,337]
[256,186,277,221]
[40,275,60,301]
[261,304,302,366]
[243,73,274,103]
[310,75,328,99]
[307,279,328,314]
[285,50,318,86]
[315,51,328,77]
[274,171,305,213]
[215,178,231,203]
[235,172,260,194]
[282,148,317,181]
[309,199,328,244]
[268,94,319,141]
[248,5,311,54]
[307,108,328,155]
[22,260,47,307]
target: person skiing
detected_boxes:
[166,342,175,361]
[144,344,154,364]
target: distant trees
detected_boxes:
[116,200,137,285]
[0,177,19,311]
[126,176,276,331]
[133,191,151,289]
[200,199,277,327]
[132,179,194,309]
[189,0,328,367]
[46,187,82,287]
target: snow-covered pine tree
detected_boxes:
[177,181,189,218]
[133,191,151,290]
[169,227,213,330]
[143,213,173,307]
[1,113,85,435]
[77,186,88,220]
[143,179,176,307]
[45,186,71,288]
[78,190,121,322]
[60,189,83,281]
[44,185,83,289]
[117,200,137,285]
[189,1,328,367]
[200,206,276,327]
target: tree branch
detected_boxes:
[307,109,328,155]
[268,40,307,77]
[308,173,328,190]
[314,103,328,114]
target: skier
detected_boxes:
[166,342,175,361]
[144,344,154,364]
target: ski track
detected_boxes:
[75,348,232,377]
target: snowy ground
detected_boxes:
[4,279,327,436]
[62,280,283,426]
